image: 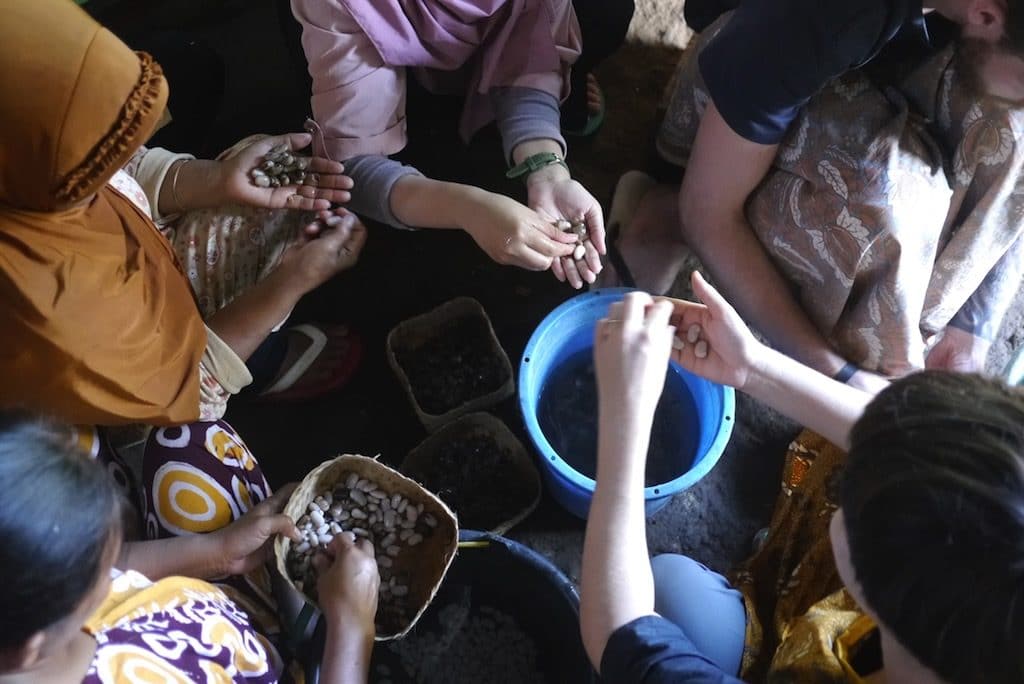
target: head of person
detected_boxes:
[0,413,123,673]
[0,0,167,214]
[954,0,1024,102]
[831,371,1024,683]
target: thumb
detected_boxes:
[584,204,607,255]
[256,483,298,515]
[319,215,358,249]
[282,132,314,152]
[532,216,582,244]
[691,271,731,316]
[261,513,301,542]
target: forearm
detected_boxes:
[158,159,227,215]
[119,537,221,581]
[580,416,657,668]
[743,343,873,450]
[206,265,309,362]
[689,208,846,376]
[320,618,373,684]
[389,175,489,231]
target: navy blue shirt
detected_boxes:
[699,0,929,144]
[601,616,743,683]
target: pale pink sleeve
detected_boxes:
[291,0,409,160]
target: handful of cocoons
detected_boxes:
[249,143,316,188]
[555,218,589,260]
[672,323,709,359]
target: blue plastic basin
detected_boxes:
[519,288,735,519]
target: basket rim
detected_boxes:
[401,412,541,535]
[273,453,460,641]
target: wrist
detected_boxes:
[598,408,655,454]
[450,185,492,232]
[269,255,319,298]
[525,162,571,187]
[190,532,230,579]
[325,606,375,643]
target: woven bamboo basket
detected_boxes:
[386,297,514,432]
[402,413,541,535]
[274,454,459,640]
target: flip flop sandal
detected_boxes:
[564,79,607,138]
[596,170,657,289]
[258,323,362,402]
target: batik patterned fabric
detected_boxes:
[82,569,283,684]
[139,137,306,321]
[728,431,876,682]
[659,14,1024,375]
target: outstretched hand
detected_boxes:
[529,177,606,289]
[661,272,763,390]
[460,191,577,271]
[218,133,353,211]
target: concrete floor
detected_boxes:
[90,0,1024,590]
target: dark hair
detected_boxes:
[843,371,1024,684]
[0,412,122,650]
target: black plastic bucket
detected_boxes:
[367,530,595,683]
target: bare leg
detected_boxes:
[677,191,849,377]
[602,182,691,293]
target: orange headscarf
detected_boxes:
[0,0,206,425]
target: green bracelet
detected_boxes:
[506,152,569,182]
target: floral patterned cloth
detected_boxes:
[82,570,283,684]
[658,14,1024,375]
[79,419,298,683]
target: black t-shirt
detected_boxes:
[698,0,930,143]
[600,616,743,683]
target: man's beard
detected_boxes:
[957,37,1024,106]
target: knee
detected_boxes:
[651,553,711,589]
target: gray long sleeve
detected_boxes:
[342,154,422,230]
[490,86,567,164]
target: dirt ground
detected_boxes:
[90,0,1024,586]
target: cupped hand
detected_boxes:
[278,208,368,293]
[662,271,763,390]
[926,326,991,373]
[208,483,300,577]
[218,133,353,211]
[313,533,380,632]
[528,176,606,289]
[594,292,675,425]
[460,191,577,270]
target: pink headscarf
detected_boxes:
[343,0,581,141]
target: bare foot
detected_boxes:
[599,182,690,293]
[586,73,603,114]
